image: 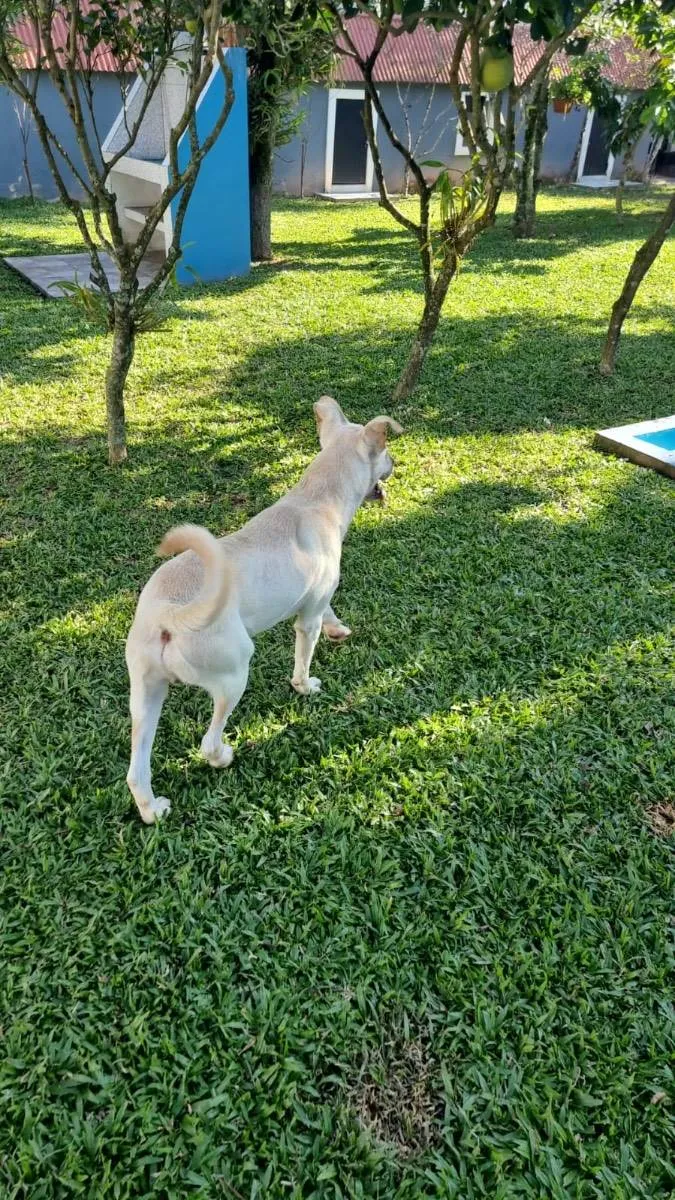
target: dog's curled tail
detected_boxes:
[156,524,230,633]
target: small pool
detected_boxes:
[596,415,675,479]
[635,425,675,452]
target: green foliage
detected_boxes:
[0,1,202,72]
[53,266,180,333]
[52,276,114,330]
[610,3,675,152]
[425,160,490,249]
[225,0,334,153]
[337,0,592,46]
[549,50,621,127]
[1,191,674,1197]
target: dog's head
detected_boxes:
[313,395,403,504]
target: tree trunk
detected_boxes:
[600,189,675,376]
[615,173,624,218]
[392,262,456,402]
[514,76,548,239]
[105,300,135,465]
[567,122,585,184]
[23,154,35,203]
[249,135,274,262]
[300,140,307,199]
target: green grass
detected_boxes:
[0,188,674,1198]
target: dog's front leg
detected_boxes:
[291,612,323,695]
[322,603,352,642]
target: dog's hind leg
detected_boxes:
[291,611,324,695]
[200,662,250,768]
[322,603,351,642]
[127,671,170,825]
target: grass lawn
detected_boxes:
[0,188,674,1198]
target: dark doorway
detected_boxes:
[583,111,611,176]
[332,98,368,187]
[655,138,675,179]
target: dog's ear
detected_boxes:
[314,394,349,447]
[362,415,403,455]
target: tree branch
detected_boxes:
[362,89,420,236]
[447,25,477,158]
[135,48,236,306]
[338,5,430,200]
[517,2,597,96]
[0,49,112,303]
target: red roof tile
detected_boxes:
[10,2,135,73]
[336,15,654,91]
[9,6,653,90]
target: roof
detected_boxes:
[335,15,654,91]
[10,2,136,73]
[9,6,653,89]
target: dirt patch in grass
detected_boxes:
[645,801,675,838]
[349,1037,443,1157]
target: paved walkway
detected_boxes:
[2,251,164,298]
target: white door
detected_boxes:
[325,88,377,193]
[578,108,615,182]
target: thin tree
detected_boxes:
[395,76,451,197]
[0,2,237,465]
[600,189,675,373]
[321,1,596,403]
[13,72,36,201]
[600,4,675,373]
[513,69,549,238]
[514,38,623,238]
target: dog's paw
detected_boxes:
[323,621,352,642]
[139,795,171,825]
[291,676,322,695]
[202,741,234,769]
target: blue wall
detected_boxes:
[534,105,587,176]
[274,83,654,196]
[0,72,127,199]
[274,84,460,196]
[274,88,328,196]
[172,48,250,284]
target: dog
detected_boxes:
[125,396,402,823]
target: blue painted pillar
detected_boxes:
[172,47,250,284]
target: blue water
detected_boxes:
[636,425,675,452]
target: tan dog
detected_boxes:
[125,396,402,823]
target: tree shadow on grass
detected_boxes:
[123,190,671,315]
[263,193,670,296]
[0,198,83,258]
[2,448,672,1198]
[4,456,672,819]
[150,314,674,442]
[0,416,283,632]
[0,230,87,259]
[3,298,671,634]
[0,258,100,385]
[1,189,670,395]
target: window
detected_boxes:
[454,91,493,156]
